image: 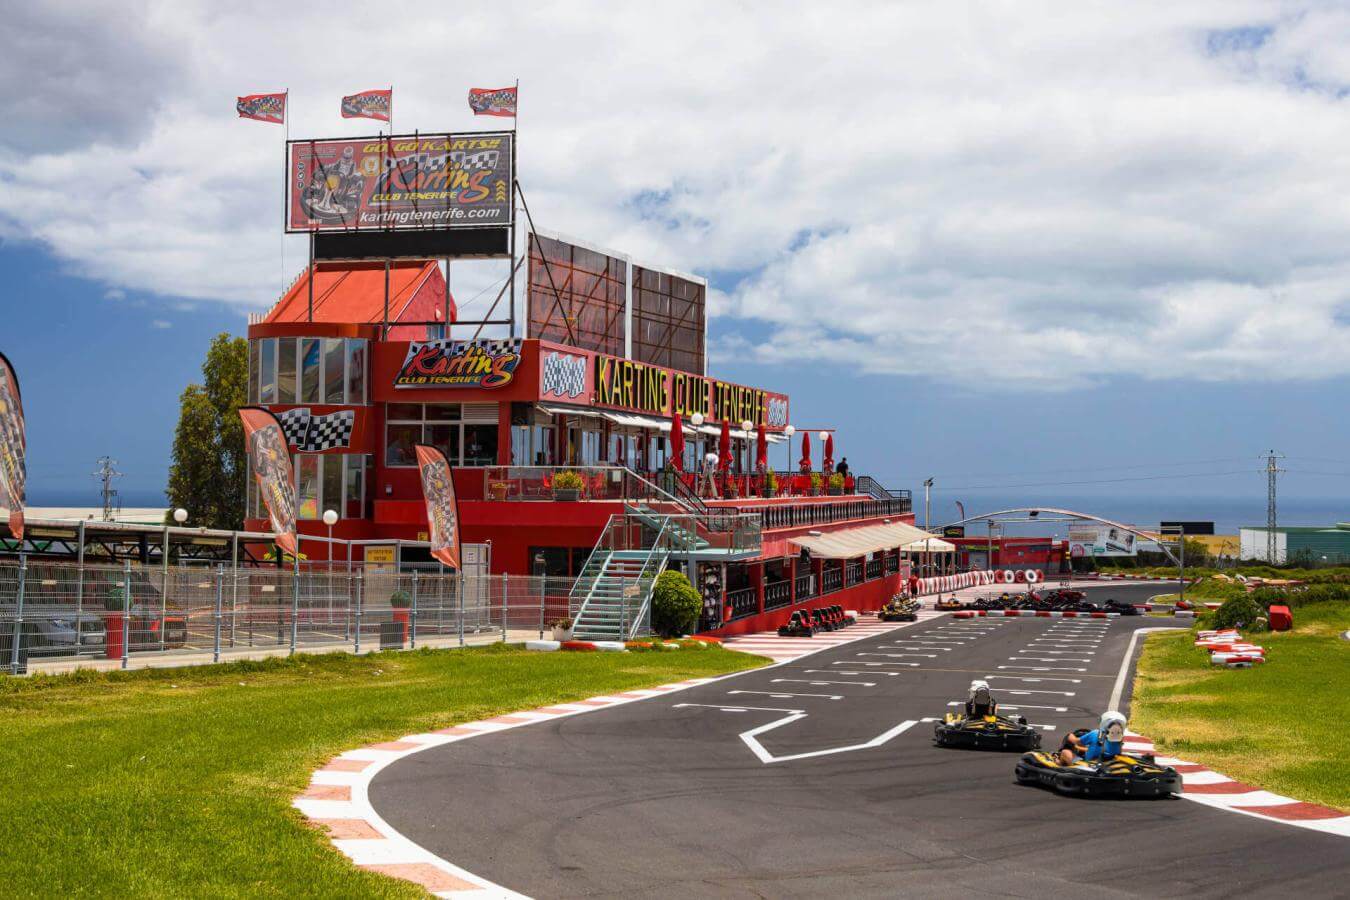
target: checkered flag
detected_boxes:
[452,150,500,171]
[469,338,520,356]
[276,408,312,447]
[302,410,355,452]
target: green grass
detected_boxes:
[0,643,766,897]
[1131,602,1350,811]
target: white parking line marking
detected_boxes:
[728,690,842,700]
[1004,689,1077,696]
[987,675,1082,683]
[1008,656,1091,663]
[947,701,1069,712]
[858,652,938,658]
[674,703,804,714]
[998,666,1088,672]
[816,669,903,676]
[833,661,921,667]
[1022,650,1095,656]
[772,678,876,687]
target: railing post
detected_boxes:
[75,521,85,648]
[537,575,545,639]
[620,577,628,638]
[213,564,224,664]
[501,572,508,642]
[10,553,27,675]
[354,572,363,654]
[121,559,131,670]
[290,550,300,657]
[410,570,419,650]
[458,572,465,647]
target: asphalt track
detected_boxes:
[370,584,1350,898]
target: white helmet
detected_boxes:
[969,679,990,700]
[1099,710,1127,739]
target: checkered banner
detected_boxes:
[275,408,356,452]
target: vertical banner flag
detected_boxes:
[239,407,298,557]
[468,86,517,117]
[236,92,287,124]
[415,444,461,569]
[0,352,26,540]
[341,89,392,121]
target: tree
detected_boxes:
[651,570,701,637]
[165,334,249,529]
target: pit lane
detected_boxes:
[368,583,1350,898]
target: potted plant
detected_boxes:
[389,589,412,642]
[552,470,585,501]
[828,472,845,495]
[551,617,574,641]
[104,584,130,660]
[809,472,823,496]
[489,480,509,501]
[764,471,778,498]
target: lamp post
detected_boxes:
[323,509,339,572]
[740,419,753,475]
[783,424,796,473]
[922,478,934,531]
[173,508,188,525]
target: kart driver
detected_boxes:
[964,680,998,718]
[1058,711,1128,765]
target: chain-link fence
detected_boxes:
[0,555,575,675]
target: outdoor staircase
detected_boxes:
[570,549,667,641]
[629,504,711,553]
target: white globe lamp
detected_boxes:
[173,508,188,524]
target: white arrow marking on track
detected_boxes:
[739,714,917,764]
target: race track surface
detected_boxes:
[370,584,1350,898]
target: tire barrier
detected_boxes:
[913,569,997,596]
[962,609,1120,619]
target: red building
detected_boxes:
[244,260,925,638]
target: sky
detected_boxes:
[3,1,1350,522]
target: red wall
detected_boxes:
[706,572,902,638]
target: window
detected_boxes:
[248,340,259,403]
[463,424,498,466]
[346,340,366,404]
[385,423,421,467]
[322,453,342,519]
[386,404,498,467]
[296,454,319,520]
[277,338,297,403]
[324,338,345,404]
[259,338,276,403]
[300,338,321,403]
[344,456,366,519]
[528,546,594,578]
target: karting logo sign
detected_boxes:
[395,339,522,389]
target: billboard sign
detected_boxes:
[1068,525,1137,558]
[395,339,522,389]
[287,132,512,232]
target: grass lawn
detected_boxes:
[0,643,766,897]
[1131,602,1350,812]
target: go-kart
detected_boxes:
[777,611,815,637]
[1015,731,1182,798]
[879,597,922,622]
[1103,598,1141,616]
[810,608,837,631]
[934,596,963,611]
[934,711,1042,751]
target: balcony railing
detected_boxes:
[865,558,883,580]
[737,496,913,530]
[794,573,816,600]
[765,579,792,610]
[725,586,758,621]
[821,566,843,594]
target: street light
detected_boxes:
[784,424,795,472]
[323,509,339,572]
[173,508,188,524]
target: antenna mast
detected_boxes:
[1264,450,1284,563]
[93,456,123,522]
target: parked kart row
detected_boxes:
[776,605,857,637]
[942,589,1142,616]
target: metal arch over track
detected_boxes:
[939,507,1181,566]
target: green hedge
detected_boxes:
[651,570,701,637]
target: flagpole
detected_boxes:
[510,79,519,339]
[282,89,289,292]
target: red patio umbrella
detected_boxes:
[823,433,835,472]
[718,419,731,471]
[799,432,811,472]
[669,412,685,472]
[755,425,768,471]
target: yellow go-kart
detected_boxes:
[1015,731,1182,797]
[878,597,921,622]
[934,712,1042,751]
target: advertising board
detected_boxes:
[287,132,512,232]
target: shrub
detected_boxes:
[809,472,823,492]
[828,472,845,489]
[552,470,585,491]
[389,590,412,609]
[1212,595,1266,631]
[651,570,701,637]
[104,585,130,612]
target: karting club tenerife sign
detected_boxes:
[593,354,788,428]
[286,132,513,232]
[396,339,522,389]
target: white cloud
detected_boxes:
[4,2,1350,388]
[150,319,172,329]
[103,288,125,301]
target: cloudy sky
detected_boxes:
[4,1,1350,517]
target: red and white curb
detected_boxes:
[1123,732,1350,837]
[720,610,949,663]
[524,639,628,652]
[294,676,729,897]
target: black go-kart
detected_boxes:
[809,608,836,631]
[833,605,856,626]
[777,611,815,637]
[935,712,1042,751]
[1015,730,1182,798]
[879,597,922,622]
[1103,598,1142,616]
[934,596,963,611]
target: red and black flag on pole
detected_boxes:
[0,352,26,540]
[239,407,298,558]
[468,86,517,117]
[341,89,392,122]
[415,444,461,570]
[236,92,287,124]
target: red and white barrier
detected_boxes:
[959,609,1120,619]
[914,569,997,596]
